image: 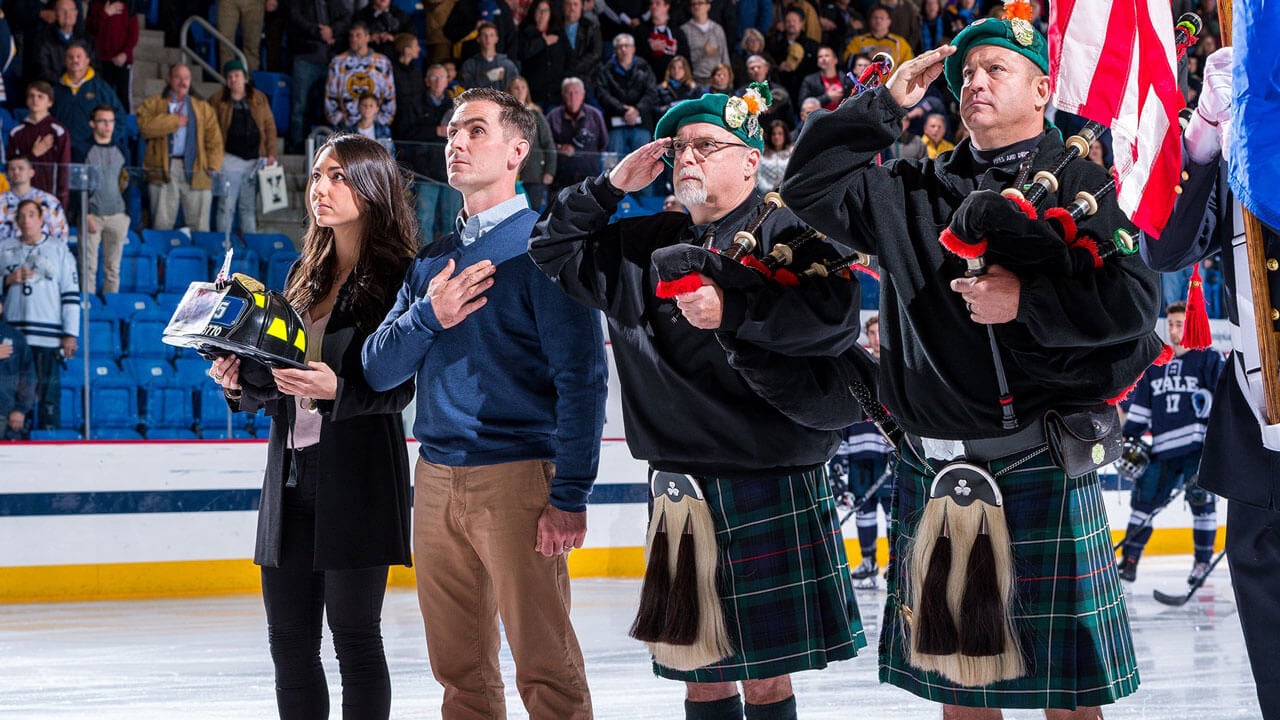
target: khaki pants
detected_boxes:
[84,212,130,294]
[414,459,592,720]
[217,0,264,71]
[150,159,212,231]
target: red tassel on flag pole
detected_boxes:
[1182,264,1213,349]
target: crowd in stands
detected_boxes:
[0,0,1231,440]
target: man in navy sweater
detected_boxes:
[361,87,607,720]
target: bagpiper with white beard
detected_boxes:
[530,85,866,720]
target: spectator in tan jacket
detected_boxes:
[210,59,277,235]
[136,64,224,231]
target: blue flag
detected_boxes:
[1228,0,1280,230]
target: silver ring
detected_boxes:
[213,373,224,381]
[966,302,973,313]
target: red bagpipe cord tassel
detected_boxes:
[773,268,800,287]
[1008,194,1038,220]
[939,227,987,260]
[1043,206,1105,268]
[1042,206,1077,244]
[1182,264,1214,350]
[655,273,705,299]
[850,263,880,282]
[740,254,770,275]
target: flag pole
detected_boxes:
[1218,0,1280,425]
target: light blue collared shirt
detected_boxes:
[168,97,189,157]
[455,193,529,246]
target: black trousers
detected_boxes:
[260,446,392,720]
[29,347,61,430]
[1227,499,1280,720]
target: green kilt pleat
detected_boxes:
[879,447,1140,709]
[654,467,867,682]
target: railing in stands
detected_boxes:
[177,15,248,86]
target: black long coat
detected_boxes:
[234,275,415,570]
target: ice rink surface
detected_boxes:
[0,555,1259,719]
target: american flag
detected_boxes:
[1048,0,1185,238]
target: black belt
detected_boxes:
[906,417,1046,464]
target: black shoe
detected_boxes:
[1117,556,1138,582]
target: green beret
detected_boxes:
[222,59,248,77]
[654,84,774,155]
[944,16,1049,100]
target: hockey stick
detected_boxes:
[838,461,894,527]
[1112,483,1187,553]
[1152,548,1228,607]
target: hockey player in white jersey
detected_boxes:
[0,199,79,429]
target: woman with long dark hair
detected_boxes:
[707,61,735,95]
[517,0,568,108]
[757,119,793,193]
[657,54,705,114]
[208,133,418,720]
[920,0,947,51]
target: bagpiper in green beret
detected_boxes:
[653,83,774,160]
[943,3,1049,101]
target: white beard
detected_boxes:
[674,177,707,207]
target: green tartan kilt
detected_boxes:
[653,467,867,682]
[879,447,1140,709]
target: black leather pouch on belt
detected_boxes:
[1042,404,1122,479]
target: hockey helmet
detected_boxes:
[162,273,309,369]
[1114,436,1151,483]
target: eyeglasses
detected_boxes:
[665,137,749,161]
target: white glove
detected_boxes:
[1184,107,1222,164]
[1185,47,1234,164]
[1197,46,1233,126]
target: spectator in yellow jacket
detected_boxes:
[136,64,225,231]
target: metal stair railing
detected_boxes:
[178,15,248,87]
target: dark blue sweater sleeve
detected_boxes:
[361,262,446,392]
[1139,156,1222,272]
[531,272,608,512]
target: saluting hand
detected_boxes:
[885,45,957,110]
[608,139,669,194]
[426,258,496,329]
